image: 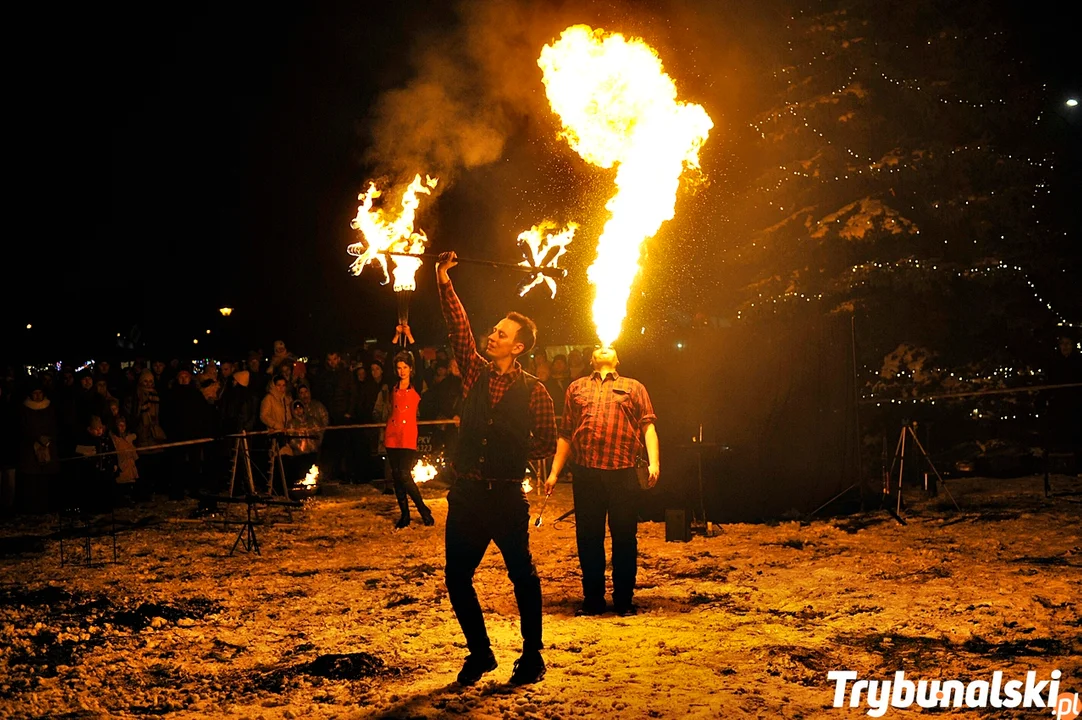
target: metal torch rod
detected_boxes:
[381,251,567,278]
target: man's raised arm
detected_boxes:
[436,252,485,391]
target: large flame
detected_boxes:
[301,465,319,489]
[517,221,579,298]
[538,25,713,346]
[348,173,439,292]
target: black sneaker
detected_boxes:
[509,651,546,685]
[420,511,435,526]
[394,514,410,529]
[457,650,497,685]
[614,603,640,617]
[575,598,607,616]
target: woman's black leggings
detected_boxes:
[387,447,429,516]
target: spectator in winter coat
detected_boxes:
[74,416,119,512]
[111,415,139,486]
[282,401,321,486]
[218,360,235,393]
[134,370,166,494]
[260,375,292,434]
[0,384,17,517]
[296,385,328,442]
[75,372,98,428]
[316,352,355,482]
[151,360,168,392]
[162,369,215,499]
[220,370,259,435]
[267,340,296,379]
[198,363,221,404]
[17,384,60,513]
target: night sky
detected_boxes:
[6,0,1077,362]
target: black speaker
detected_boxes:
[665,508,690,542]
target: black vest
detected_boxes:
[454,367,536,480]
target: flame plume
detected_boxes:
[347,173,439,292]
[413,459,438,484]
[538,25,713,346]
[517,221,579,298]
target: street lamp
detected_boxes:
[219,307,233,317]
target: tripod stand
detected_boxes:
[222,432,293,532]
[226,432,291,500]
[884,422,960,524]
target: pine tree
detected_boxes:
[722,0,1074,403]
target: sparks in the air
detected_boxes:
[347,174,438,292]
[538,25,713,346]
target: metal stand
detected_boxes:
[226,432,258,498]
[231,497,260,555]
[223,433,293,529]
[58,506,117,567]
[677,426,718,536]
[267,437,292,501]
[884,422,960,524]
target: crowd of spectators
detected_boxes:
[0,338,599,519]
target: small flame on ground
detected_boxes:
[347,173,438,292]
[413,460,438,484]
[301,465,319,488]
[517,221,579,298]
[539,25,713,346]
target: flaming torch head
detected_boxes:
[348,174,438,291]
[517,221,578,298]
[539,25,713,347]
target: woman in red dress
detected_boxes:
[385,349,433,528]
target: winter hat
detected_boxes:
[233,370,250,387]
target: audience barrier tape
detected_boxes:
[60,419,461,462]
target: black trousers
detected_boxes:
[387,448,429,517]
[445,479,542,654]
[570,465,639,606]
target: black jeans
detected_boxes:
[570,465,639,606]
[387,448,429,517]
[445,479,542,654]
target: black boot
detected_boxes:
[509,650,546,685]
[405,477,434,525]
[457,649,497,685]
[393,484,410,529]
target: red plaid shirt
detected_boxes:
[439,280,557,476]
[560,371,657,470]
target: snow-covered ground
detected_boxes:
[1,474,1080,719]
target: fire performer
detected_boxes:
[385,347,433,528]
[435,251,557,686]
[544,347,658,617]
